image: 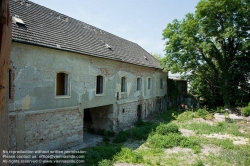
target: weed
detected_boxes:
[242,103,250,117]
[177,111,195,121]
[156,123,179,135]
[192,159,204,166]
[148,133,184,148]
[113,148,144,163]
[195,108,209,119]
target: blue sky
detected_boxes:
[30,0,200,57]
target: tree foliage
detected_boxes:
[162,0,250,107]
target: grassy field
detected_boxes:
[66,108,250,166]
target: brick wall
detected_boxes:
[9,107,83,151]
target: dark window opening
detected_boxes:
[137,105,142,120]
[160,78,163,89]
[9,69,12,99]
[137,77,142,91]
[56,72,68,95]
[148,78,151,89]
[96,75,104,94]
[121,77,126,92]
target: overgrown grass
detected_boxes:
[77,108,250,166]
[178,121,244,136]
[83,143,122,166]
[113,148,144,164]
[113,119,157,143]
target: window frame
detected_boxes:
[55,71,71,98]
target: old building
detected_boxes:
[9,0,167,151]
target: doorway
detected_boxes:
[137,104,142,120]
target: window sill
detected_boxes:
[55,95,71,99]
[95,93,105,96]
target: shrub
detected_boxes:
[84,144,121,165]
[242,103,250,117]
[102,136,110,142]
[177,111,195,121]
[156,123,179,135]
[194,108,209,119]
[147,133,184,148]
[113,131,128,143]
[113,148,143,163]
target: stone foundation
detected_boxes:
[9,107,83,151]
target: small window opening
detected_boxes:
[137,77,142,91]
[160,78,163,89]
[56,73,69,95]
[148,78,151,89]
[9,69,12,99]
[122,109,125,113]
[121,77,126,92]
[96,75,104,94]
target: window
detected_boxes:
[148,78,151,89]
[137,77,142,91]
[96,75,104,94]
[9,69,12,99]
[121,76,126,92]
[160,78,163,89]
[56,72,69,96]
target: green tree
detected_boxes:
[162,0,250,107]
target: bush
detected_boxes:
[113,131,128,143]
[113,148,144,163]
[177,111,195,121]
[84,144,121,165]
[102,136,110,142]
[147,133,184,148]
[242,103,250,117]
[156,123,179,135]
[194,108,209,119]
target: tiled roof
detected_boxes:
[10,0,162,69]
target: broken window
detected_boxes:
[96,75,104,94]
[148,78,151,89]
[137,77,142,91]
[160,78,163,89]
[56,72,69,96]
[121,76,126,92]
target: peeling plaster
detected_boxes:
[22,95,30,110]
